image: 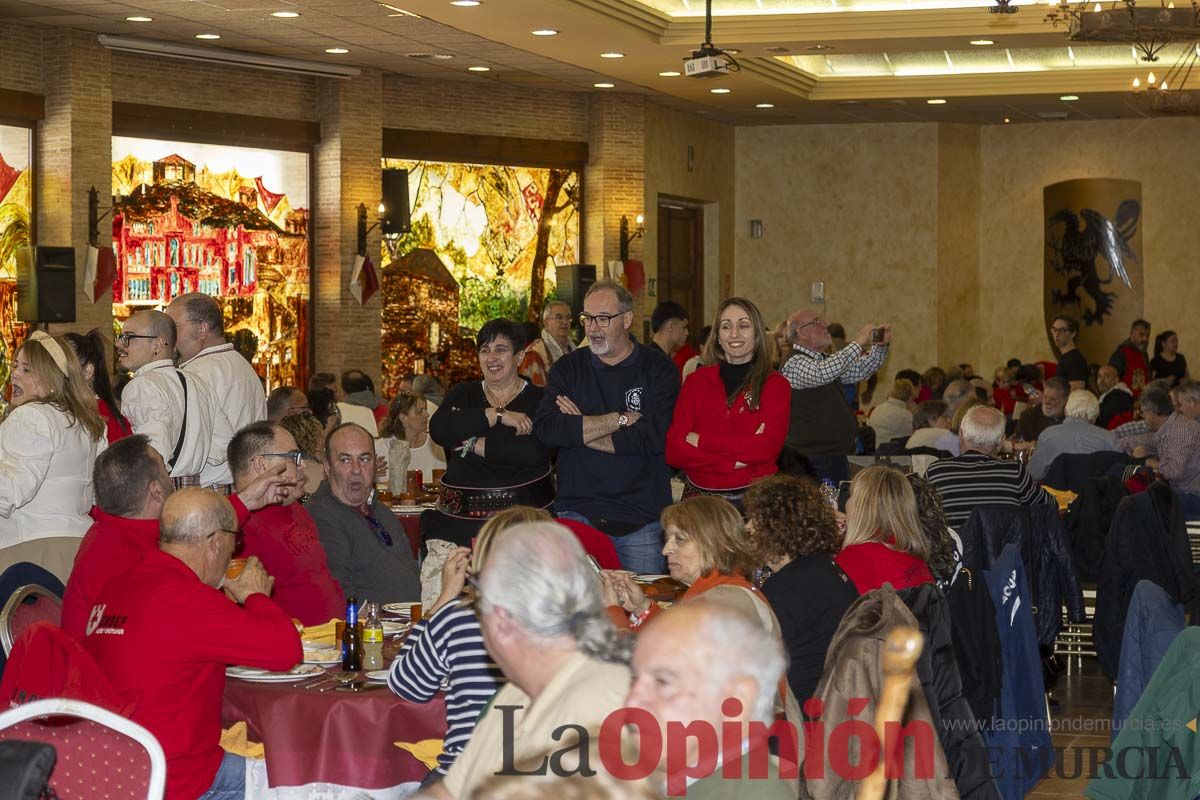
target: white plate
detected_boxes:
[381,603,418,618]
[226,664,325,683]
[382,620,411,636]
[632,574,670,583]
[302,648,341,667]
[365,670,390,683]
[391,505,427,514]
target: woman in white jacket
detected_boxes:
[0,331,106,582]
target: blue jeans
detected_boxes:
[198,752,246,800]
[556,512,666,574]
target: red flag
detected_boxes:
[83,245,118,303]
[349,254,378,305]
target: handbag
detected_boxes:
[0,740,59,800]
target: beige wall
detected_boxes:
[734,122,941,384]
[979,116,1200,373]
[936,124,981,371]
[643,103,735,326]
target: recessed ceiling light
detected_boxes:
[126,15,152,22]
[468,66,491,72]
[756,103,775,108]
[710,87,731,94]
[450,0,481,5]
[271,10,300,17]
[725,49,740,55]
[601,52,624,59]
[195,33,221,39]
[926,98,947,104]
[531,29,558,36]
[1060,94,1079,100]
[325,47,350,54]
[659,70,681,77]
[1003,117,1011,123]
[806,44,832,52]
[970,39,994,46]
[594,82,615,88]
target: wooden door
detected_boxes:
[656,202,704,335]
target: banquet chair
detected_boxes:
[0,697,166,800]
[0,584,62,657]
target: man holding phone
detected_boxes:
[781,311,891,482]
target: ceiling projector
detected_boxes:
[684,45,734,78]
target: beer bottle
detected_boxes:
[362,602,385,671]
[341,597,361,671]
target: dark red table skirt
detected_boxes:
[396,512,421,558]
[222,677,447,789]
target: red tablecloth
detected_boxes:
[222,676,447,790]
[395,512,421,558]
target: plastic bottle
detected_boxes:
[361,602,385,671]
[819,478,839,511]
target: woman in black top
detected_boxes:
[745,474,858,710]
[1151,330,1189,386]
[423,319,553,546]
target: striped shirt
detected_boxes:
[387,601,505,775]
[925,451,1052,530]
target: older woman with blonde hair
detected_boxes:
[0,332,107,581]
[834,465,935,594]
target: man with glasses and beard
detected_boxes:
[229,422,344,626]
[535,280,680,574]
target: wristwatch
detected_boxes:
[617,413,630,428]
[495,407,506,423]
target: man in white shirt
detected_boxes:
[167,293,267,488]
[117,310,230,487]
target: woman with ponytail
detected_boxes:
[64,328,131,443]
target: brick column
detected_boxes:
[38,29,113,336]
[313,70,383,385]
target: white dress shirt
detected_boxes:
[122,359,230,479]
[337,402,379,437]
[180,343,266,485]
[0,403,103,545]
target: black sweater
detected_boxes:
[535,343,680,528]
[429,380,551,489]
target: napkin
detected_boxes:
[301,619,340,646]
[394,739,444,771]
[1043,486,1078,511]
[221,722,265,759]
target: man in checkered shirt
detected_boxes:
[780,310,890,482]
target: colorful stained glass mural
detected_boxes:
[0,124,32,396]
[380,159,580,396]
[112,137,310,389]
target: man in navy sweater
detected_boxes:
[535,280,680,573]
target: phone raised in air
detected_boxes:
[872,327,885,343]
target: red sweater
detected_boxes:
[84,548,301,800]
[240,503,345,626]
[835,541,934,594]
[63,498,251,641]
[665,366,790,490]
[98,397,132,444]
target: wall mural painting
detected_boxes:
[0,124,32,395]
[380,159,580,397]
[112,137,311,389]
[1044,179,1144,384]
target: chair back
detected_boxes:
[0,622,135,715]
[0,585,62,657]
[0,697,166,800]
[0,563,64,674]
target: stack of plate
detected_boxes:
[226,664,325,683]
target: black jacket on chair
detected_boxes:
[1093,481,1198,681]
[898,583,1001,800]
[1041,450,1132,497]
[1063,474,1129,583]
[958,504,1086,647]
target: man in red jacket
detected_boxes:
[1109,318,1152,397]
[85,489,302,800]
[62,435,292,640]
[229,421,344,625]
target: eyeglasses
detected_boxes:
[116,332,158,347]
[795,319,825,332]
[260,450,304,467]
[207,528,243,548]
[579,312,626,328]
[546,313,572,322]
[362,511,394,548]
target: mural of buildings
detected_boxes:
[112,140,310,388]
[0,124,32,397]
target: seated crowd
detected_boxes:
[1,286,1197,800]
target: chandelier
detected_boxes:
[1045,0,1200,62]
[1129,44,1200,110]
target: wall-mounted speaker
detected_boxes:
[16,245,76,324]
[382,169,411,235]
[554,264,596,319]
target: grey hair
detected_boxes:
[585,279,634,314]
[689,600,785,724]
[178,292,224,336]
[159,488,237,545]
[1175,379,1200,406]
[1141,383,1174,417]
[478,521,631,664]
[941,379,974,412]
[959,405,1006,454]
[542,300,570,321]
[1065,390,1100,423]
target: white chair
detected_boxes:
[0,697,167,800]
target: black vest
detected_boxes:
[784,354,859,455]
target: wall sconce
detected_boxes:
[356,201,386,256]
[749,219,764,239]
[87,186,115,246]
[619,213,645,261]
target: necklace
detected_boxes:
[482,378,524,410]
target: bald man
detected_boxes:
[781,309,890,481]
[118,310,232,485]
[1097,365,1134,429]
[85,489,301,800]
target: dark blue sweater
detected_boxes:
[535,342,680,529]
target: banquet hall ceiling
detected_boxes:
[0,0,1184,124]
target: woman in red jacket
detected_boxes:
[835,465,935,593]
[666,297,790,509]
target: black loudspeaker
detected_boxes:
[555,264,596,317]
[382,169,411,235]
[16,245,76,324]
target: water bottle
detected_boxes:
[361,602,385,671]
[820,478,839,511]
